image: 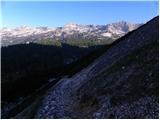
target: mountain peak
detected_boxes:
[64,22,78,27]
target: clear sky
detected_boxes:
[1,1,159,28]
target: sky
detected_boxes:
[1,1,159,28]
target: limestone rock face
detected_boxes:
[1,21,141,46]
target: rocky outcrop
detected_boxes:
[35,16,159,119]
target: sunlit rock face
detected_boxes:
[1,21,141,46]
[35,16,159,119]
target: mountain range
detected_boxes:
[1,21,141,46]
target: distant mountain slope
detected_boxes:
[36,16,159,119]
[1,21,141,46]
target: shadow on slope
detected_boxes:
[73,16,159,118]
[77,41,158,116]
[1,43,99,102]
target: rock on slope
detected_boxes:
[35,16,159,119]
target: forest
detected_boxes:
[2,39,112,103]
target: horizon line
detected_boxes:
[1,20,144,29]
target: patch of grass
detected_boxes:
[37,39,114,47]
[73,95,100,119]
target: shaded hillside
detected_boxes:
[1,43,98,101]
[2,38,122,119]
[36,16,159,119]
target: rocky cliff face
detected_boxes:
[35,16,159,119]
[1,21,141,46]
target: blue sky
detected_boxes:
[1,1,159,28]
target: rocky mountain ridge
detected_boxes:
[1,21,141,46]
